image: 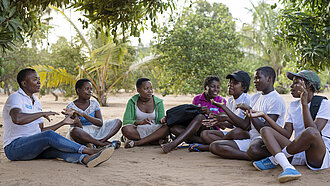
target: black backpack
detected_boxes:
[310,95,328,120]
[165,104,202,127]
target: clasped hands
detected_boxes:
[135,116,166,125]
[201,99,228,129]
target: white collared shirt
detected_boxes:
[2,88,43,147]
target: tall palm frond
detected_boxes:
[49,5,92,53]
[32,64,76,88]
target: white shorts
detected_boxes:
[136,123,162,139]
[292,148,330,170]
[234,139,252,152]
[66,119,120,140]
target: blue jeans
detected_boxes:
[4,130,87,164]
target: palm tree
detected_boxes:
[33,6,156,106]
[240,2,293,79]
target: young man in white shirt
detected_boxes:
[3,68,114,167]
[209,66,286,160]
[248,70,330,183]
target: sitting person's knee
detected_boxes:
[247,143,268,160]
[200,130,209,139]
[260,126,273,136]
[121,126,131,136]
[115,119,122,125]
[209,141,228,155]
[42,130,57,137]
[304,127,321,139]
[70,127,81,137]
[209,141,220,153]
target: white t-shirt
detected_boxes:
[2,88,43,148]
[286,99,330,149]
[249,90,286,139]
[227,93,251,119]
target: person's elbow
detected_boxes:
[11,115,24,125]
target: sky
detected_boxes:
[46,0,277,47]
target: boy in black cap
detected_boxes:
[248,70,330,183]
[189,71,251,152]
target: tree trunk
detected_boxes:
[4,83,10,96]
[101,95,107,106]
[51,91,58,101]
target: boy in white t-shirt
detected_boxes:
[3,68,114,167]
[209,66,286,160]
[248,70,330,183]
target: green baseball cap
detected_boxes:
[287,70,321,90]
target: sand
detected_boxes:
[1,92,330,186]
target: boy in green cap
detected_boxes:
[246,70,330,183]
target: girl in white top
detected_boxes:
[248,70,330,183]
[64,79,122,148]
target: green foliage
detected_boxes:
[0,0,66,53]
[0,42,51,93]
[155,1,243,95]
[277,0,329,70]
[240,2,294,82]
[71,0,176,43]
[0,0,175,53]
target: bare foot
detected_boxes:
[158,137,169,145]
[124,140,135,148]
[160,143,173,154]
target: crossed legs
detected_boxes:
[121,124,169,147]
[70,119,122,147]
[161,114,206,153]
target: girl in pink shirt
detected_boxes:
[161,76,226,153]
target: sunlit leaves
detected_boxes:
[277,0,329,70]
[155,1,243,95]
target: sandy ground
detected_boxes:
[1,91,330,186]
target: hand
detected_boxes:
[136,118,154,125]
[295,79,308,105]
[243,109,265,118]
[62,108,81,117]
[211,99,225,108]
[42,111,59,122]
[209,112,228,122]
[236,103,251,111]
[61,115,75,125]
[160,116,166,124]
[202,112,228,127]
[201,106,211,115]
[72,115,83,128]
[202,118,218,127]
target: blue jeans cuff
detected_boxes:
[78,145,86,154]
[79,154,87,165]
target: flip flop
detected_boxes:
[103,140,121,149]
[86,146,114,168]
[188,143,202,152]
[177,142,191,149]
[111,140,121,149]
[124,140,135,148]
[120,135,127,143]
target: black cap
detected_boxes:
[226,70,251,87]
